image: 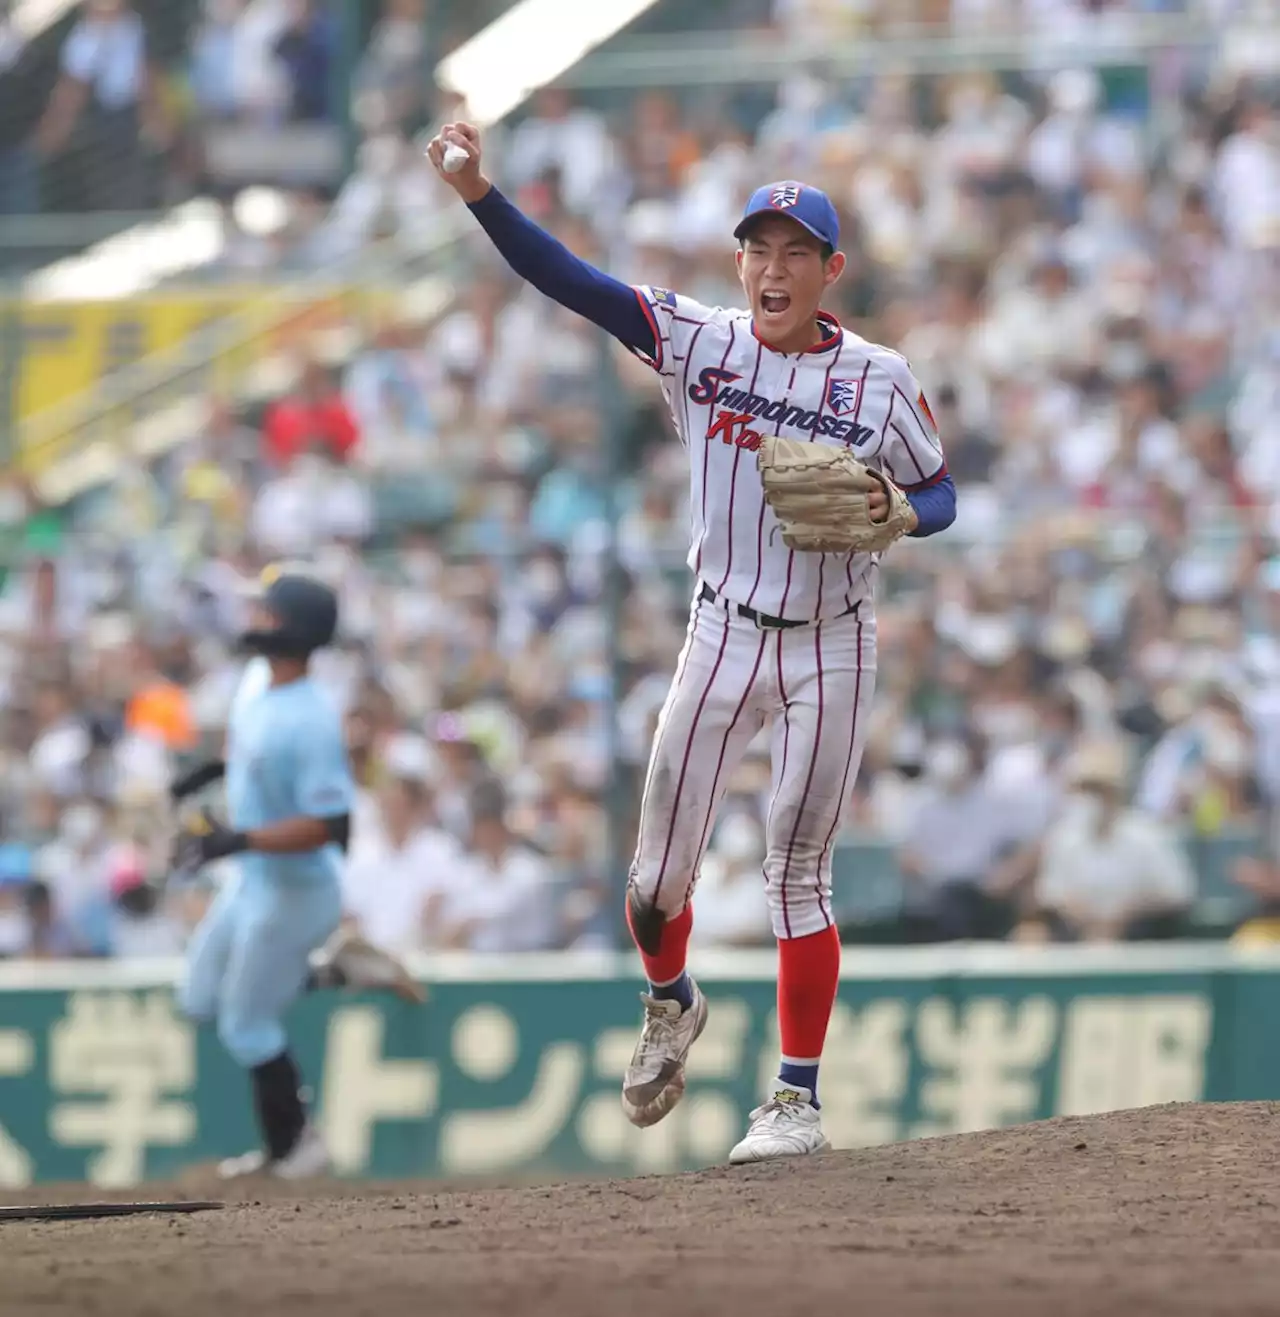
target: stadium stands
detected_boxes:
[0,0,1277,958]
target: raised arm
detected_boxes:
[427,121,655,357]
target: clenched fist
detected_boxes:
[426,122,490,204]
[867,474,918,529]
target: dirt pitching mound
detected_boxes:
[6,1102,1280,1317]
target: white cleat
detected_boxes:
[621,982,708,1128]
[728,1083,831,1165]
[271,1122,331,1179]
[216,1123,331,1181]
[217,1149,267,1180]
[319,928,425,1004]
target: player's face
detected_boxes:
[736,216,845,349]
[248,602,279,633]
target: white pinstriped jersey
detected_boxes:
[631,285,947,622]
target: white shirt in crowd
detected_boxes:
[110,907,186,957]
[251,463,374,558]
[226,0,291,118]
[37,837,112,930]
[343,822,460,955]
[29,719,92,798]
[1036,798,1195,926]
[900,774,1042,892]
[1214,118,1280,251]
[689,813,772,947]
[0,563,96,644]
[505,105,616,218]
[689,857,772,947]
[432,845,558,953]
[319,136,445,263]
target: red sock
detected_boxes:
[777,925,841,1062]
[627,901,692,985]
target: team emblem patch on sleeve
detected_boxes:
[917,389,938,432]
[826,378,862,416]
[650,287,677,309]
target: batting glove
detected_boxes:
[172,808,249,870]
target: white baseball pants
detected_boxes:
[630,588,878,940]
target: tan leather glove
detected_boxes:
[757,436,914,553]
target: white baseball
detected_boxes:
[442,142,469,174]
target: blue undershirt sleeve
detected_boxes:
[467,187,655,357]
[904,472,957,537]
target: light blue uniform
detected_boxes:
[179,660,352,1068]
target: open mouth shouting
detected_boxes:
[760,290,791,320]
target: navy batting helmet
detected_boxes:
[239,564,338,658]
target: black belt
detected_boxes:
[698,582,858,630]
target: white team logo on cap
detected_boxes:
[770,183,802,209]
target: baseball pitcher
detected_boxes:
[429,122,956,1163]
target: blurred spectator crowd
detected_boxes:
[1,0,1280,959]
[0,0,438,224]
[0,0,1270,229]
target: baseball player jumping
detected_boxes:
[429,123,956,1163]
[171,567,423,1179]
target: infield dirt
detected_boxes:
[4,1102,1279,1317]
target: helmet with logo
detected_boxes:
[239,563,338,659]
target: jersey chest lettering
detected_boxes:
[687,365,874,448]
[706,408,763,451]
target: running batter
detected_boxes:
[429,122,956,1164]
[172,567,422,1179]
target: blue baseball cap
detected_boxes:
[734,181,840,251]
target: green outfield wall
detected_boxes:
[0,944,1274,1187]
